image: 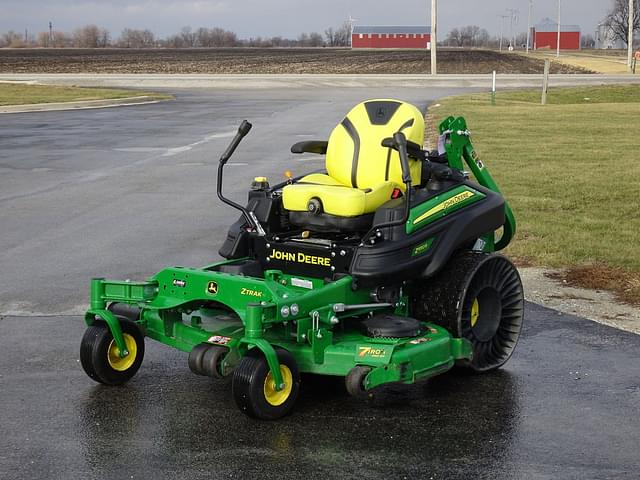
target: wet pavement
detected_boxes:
[1,303,639,479]
[1,86,639,479]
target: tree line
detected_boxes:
[0,23,351,48]
[3,0,636,51]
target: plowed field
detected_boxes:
[0,48,593,74]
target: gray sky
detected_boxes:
[2,1,610,39]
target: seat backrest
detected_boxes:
[325,99,425,190]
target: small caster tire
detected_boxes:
[80,320,144,386]
[188,343,211,376]
[232,348,300,420]
[201,345,228,379]
[345,365,372,399]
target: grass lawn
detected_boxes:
[0,82,171,106]
[427,85,640,303]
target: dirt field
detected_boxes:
[0,48,593,74]
[522,49,631,74]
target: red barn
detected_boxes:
[352,26,431,49]
[533,18,581,50]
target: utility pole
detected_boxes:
[348,15,357,49]
[431,0,437,75]
[526,0,533,53]
[430,0,437,75]
[49,21,53,46]
[556,0,561,57]
[498,15,509,51]
[628,0,635,71]
[506,8,519,49]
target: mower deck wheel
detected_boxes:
[201,345,228,378]
[232,348,300,420]
[345,365,372,399]
[80,320,144,385]
[188,343,211,376]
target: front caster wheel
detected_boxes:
[232,348,300,420]
[80,320,145,385]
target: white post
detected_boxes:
[526,0,533,53]
[431,0,437,75]
[629,0,635,71]
[491,70,497,105]
[556,0,561,57]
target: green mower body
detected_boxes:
[80,100,524,419]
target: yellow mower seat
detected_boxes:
[283,99,425,218]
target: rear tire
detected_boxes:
[412,252,524,372]
[232,348,300,420]
[80,320,145,385]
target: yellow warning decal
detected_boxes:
[413,190,476,225]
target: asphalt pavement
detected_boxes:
[1,86,639,479]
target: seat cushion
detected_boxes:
[282,173,397,217]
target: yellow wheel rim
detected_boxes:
[470,298,480,327]
[107,333,137,372]
[263,365,293,406]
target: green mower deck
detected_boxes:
[87,267,473,391]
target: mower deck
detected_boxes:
[87,260,473,391]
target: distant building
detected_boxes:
[533,18,581,50]
[351,26,431,49]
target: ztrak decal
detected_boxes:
[269,249,331,267]
[172,279,187,287]
[206,281,218,295]
[240,287,263,298]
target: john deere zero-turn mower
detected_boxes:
[80,99,524,419]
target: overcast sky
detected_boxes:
[2,1,611,39]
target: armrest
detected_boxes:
[291,140,328,155]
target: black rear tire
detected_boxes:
[411,252,524,372]
[80,320,145,385]
[232,348,300,420]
